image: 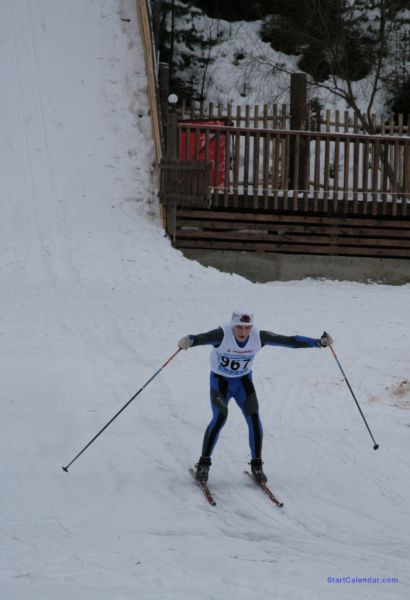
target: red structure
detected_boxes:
[179,119,228,190]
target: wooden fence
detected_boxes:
[177,122,410,216]
[178,99,410,136]
[158,119,410,259]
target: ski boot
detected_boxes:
[250,458,267,484]
[194,456,212,483]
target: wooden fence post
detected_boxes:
[159,62,170,148]
[166,103,178,160]
[151,0,161,52]
[290,73,308,195]
[165,99,178,240]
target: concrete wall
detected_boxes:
[182,249,410,285]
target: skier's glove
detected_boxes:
[178,335,193,350]
[319,332,334,347]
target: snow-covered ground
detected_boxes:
[1,1,410,599]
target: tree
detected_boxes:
[383,26,410,118]
[191,0,273,21]
[260,0,410,129]
[158,0,221,100]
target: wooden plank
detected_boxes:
[194,127,200,161]
[254,104,259,129]
[281,104,287,128]
[263,131,270,209]
[362,139,370,213]
[176,208,410,228]
[392,139,399,216]
[213,129,221,206]
[381,141,389,214]
[371,139,380,215]
[233,123,241,207]
[291,134,300,209]
[263,106,269,209]
[253,131,260,208]
[313,136,321,211]
[203,129,212,205]
[273,135,280,210]
[344,111,349,133]
[333,135,340,210]
[403,141,410,217]
[283,134,290,209]
[343,136,350,212]
[353,113,360,213]
[177,208,408,232]
[272,104,278,128]
[176,228,410,248]
[175,239,410,258]
[243,105,251,199]
[176,120,410,144]
[224,129,231,207]
[177,219,410,239]
[323,136,330,212]
[303,136,310,211]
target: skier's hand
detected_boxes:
[319,332,334,347]
[178,335,193,350]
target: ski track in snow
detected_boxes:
[1,1,410,599]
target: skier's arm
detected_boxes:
[178,328,224,350]
[260,330,321,348]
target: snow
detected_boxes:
[172,9,300,106]
[168,1,399,115]
[1,1,410,599]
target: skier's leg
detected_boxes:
[235,375,263,459]
[201,374,229,457]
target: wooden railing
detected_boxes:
[136,0,162,167]
[179,100,291,130]
[179,100,410,136]
[177,122,410,216]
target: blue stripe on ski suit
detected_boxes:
[205,372,263,459]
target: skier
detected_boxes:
[178,308,333,484]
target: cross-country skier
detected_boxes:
[178,308,333,484]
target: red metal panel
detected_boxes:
[179,120,226,190]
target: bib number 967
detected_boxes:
[219,355,251,372]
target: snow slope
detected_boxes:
[1,1,410,599]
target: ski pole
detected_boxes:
[325,333,379,450]
[62,348,182,472]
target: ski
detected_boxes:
[244,471,284,507]
[189,468,216,506]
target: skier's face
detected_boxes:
[233,325,252,342]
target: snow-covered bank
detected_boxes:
[1,2,410,599]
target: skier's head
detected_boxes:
[231,308,253,327]
[231,308,253,342]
